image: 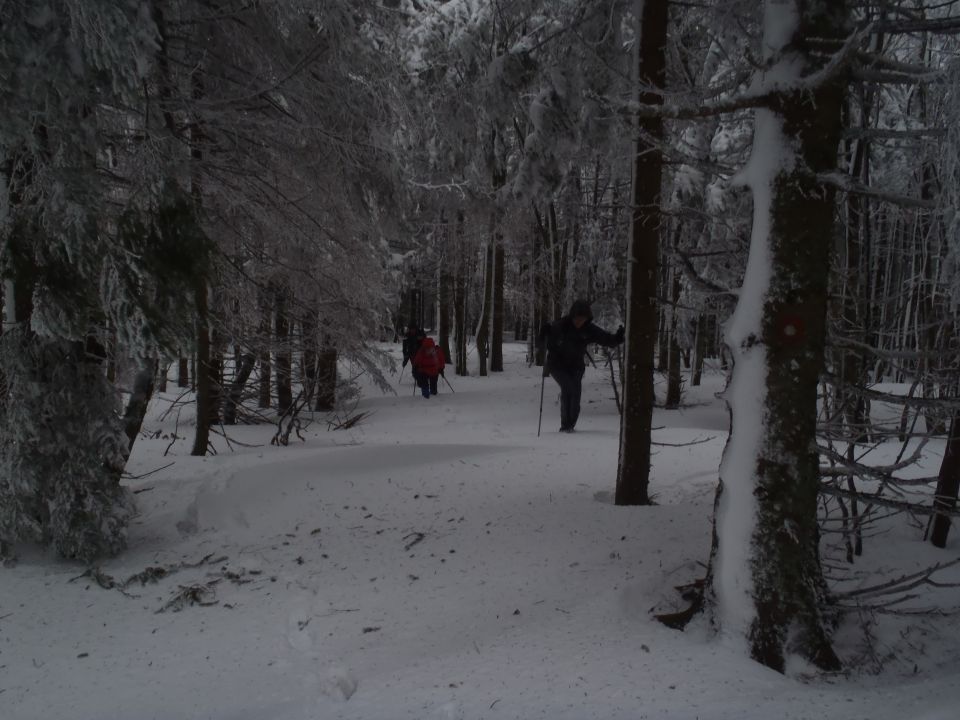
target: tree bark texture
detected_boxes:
[706,0,848,673]
[615,0,666,507]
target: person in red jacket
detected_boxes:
[412,337,445,398]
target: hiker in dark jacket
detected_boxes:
[401,324,426,369]
[539,299,624,432]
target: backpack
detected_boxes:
[415,339,442,376]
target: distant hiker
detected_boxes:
[539,299,624,432]
[401,323,426,369]
[412,336,445,398]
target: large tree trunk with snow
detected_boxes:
[615,0,666,506]
[705,0,847,673]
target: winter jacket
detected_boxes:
[402,327,426,366]
[540,301,623,373]
[412,337,445,378]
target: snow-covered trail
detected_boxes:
[2,343,958,720]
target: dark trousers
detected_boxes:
[550,367,583,429]
[417,373,439,395]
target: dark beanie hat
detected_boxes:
[569,299,593,321]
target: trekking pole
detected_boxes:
[398,364,405,384]
[441,373,455,393]
[537,369,546,437]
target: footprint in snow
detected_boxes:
[593,490,614,505]
[431,701,463,719]
[314,665,358,703]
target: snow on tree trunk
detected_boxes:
[706,0,847,672]
[615,0,666,507]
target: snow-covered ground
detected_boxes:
[2,342,959,720]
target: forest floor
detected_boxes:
[2,342,959,720]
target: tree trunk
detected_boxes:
[930,414,960,548]
[615,0,666,507]
[156,362,168,393]
[705,0,847,673]
[439,244,453,365]
[692,314,707,386]
[315,347,337,412]
[209,323,224,427]
[191,277,212,456]
[178,355,189,388]
[301,313,318,405]
[189,60,212,457]
[454,212,469,377]
[475,241,493,376]
[275,286,293,415]
[665,258,683,408]
[491,238,505,372]
[223,351,257,425]
[532,220,549,367]
[258,350,271,409]
[123,360,159,451]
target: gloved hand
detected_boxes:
[615,325,625,343]
[440,368,445,377]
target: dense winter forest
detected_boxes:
[2,0,960,718]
